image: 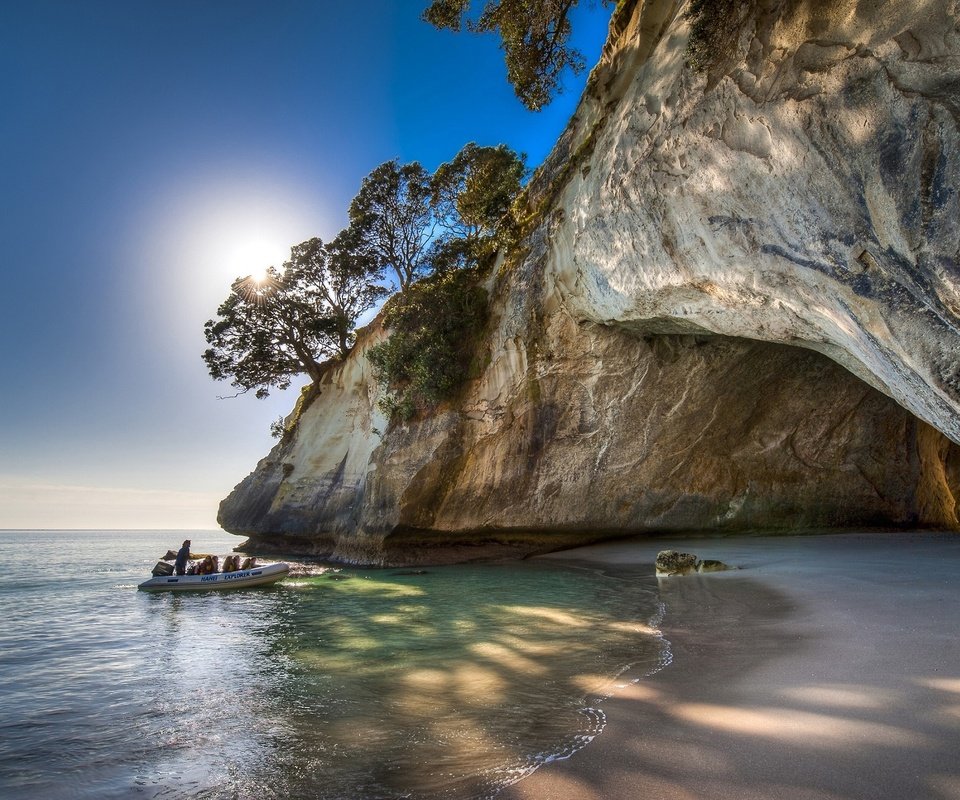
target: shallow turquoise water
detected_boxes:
[0,530,667,799]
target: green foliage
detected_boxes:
[348,160,434,292]
[684,0,752,75]
[431,142,527,262]
[202,236,385,399]
[203,143,524,414]
[368,269,489,420]
[288,234,386,357]
[422,1,614,111]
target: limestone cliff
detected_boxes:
[220,0,960,564]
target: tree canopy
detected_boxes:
[366,144,524,419]
[428,142,526,271]
[202,236,385,399]
[422,0,614,111]
[202,143,525,411]
[431,142,526,246]
[346,146,525,287]
[347,160,434,292]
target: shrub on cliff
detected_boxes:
[368,268,489,420]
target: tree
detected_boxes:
[348,160,435,292]
[422,0,614,111]
[290,232,385,357]
[202,236,385,399]
[431,142,526,255]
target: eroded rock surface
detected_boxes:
[221,279,960,563]
[220,0,960,564]
[543,0,960,442]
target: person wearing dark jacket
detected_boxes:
[174,539,191,576]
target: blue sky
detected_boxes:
[0,1,612,529]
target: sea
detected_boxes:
[0,530,669,800]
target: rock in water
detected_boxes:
[219,0,960,565]
[656,552,733,576]
[697,559,732,574]
[656,551,700,576]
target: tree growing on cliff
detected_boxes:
[294,232,385,357]
[430,142,526,266]
[347,160,435,291]
[347,147,525,284]
[422,0,614,111]
[202,236,385,399]
[361,144,523,418]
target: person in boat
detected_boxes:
[196,555,214,575]
[174,539,191,576]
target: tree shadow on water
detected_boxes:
[250,561,667,799]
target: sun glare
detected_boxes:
[249,267,270,284]
[140,169,332,354]
[230,236,289,283]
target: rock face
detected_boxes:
[220,0,960,564]
[547,0,960,443]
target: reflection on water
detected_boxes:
[0,531,667,800]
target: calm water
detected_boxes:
[0,530,667,800]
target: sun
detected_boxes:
[249,266,271,284]
[231,236,289,284]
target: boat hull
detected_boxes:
[138,562,289,592]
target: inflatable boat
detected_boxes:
[138,562,290,592]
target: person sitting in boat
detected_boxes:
[210,555,220,573]
[174,539,191,576]
[222,555,236,573]
[196,555,214,575]
[239,557,256,570]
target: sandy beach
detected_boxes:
[503,532,960,800]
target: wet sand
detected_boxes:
[503,532,960,800]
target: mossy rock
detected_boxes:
[656,550,699,576]
[656,550,734,576]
